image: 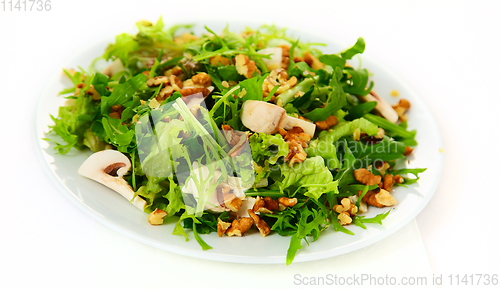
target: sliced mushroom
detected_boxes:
[257,47,282,71]
[359,91,399,123]
[240,100,316,136]
[78,150,146,211]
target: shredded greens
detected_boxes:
[45,18,426,265]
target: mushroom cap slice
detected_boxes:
[360,91,399,123]
[241,100,286,134]
[78,150,146,211]
[240,100,316,136]
[257,47,282,71]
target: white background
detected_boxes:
[1,0,499,288]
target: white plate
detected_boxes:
[35,20,444,264]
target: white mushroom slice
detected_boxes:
[241,100,316,136]
[360,91,399,123]
[78,150,146,211]
[101,59,125,77]
[257,47,282,71]
[279,115,316,137]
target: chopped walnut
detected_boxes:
[376,161,390,176]
[174,32,198,45]
[157,86,174,101]
[279,45,290,69]
[404,146,414,156]
[252,196,274,214]
[315,115,338,131]
[354,168,382,186]
[169,75,184,90]
[392,99,411,122]
[279,126,311,166]
[147,76,170,87]
[303,51,324,70]
[235,54,258,78]
[217,218,232,237]
[278,197,298,208]
[148,208,167,225]
[221,124,248,157]
[109,104,124,119]
[86,84,101,101]
[383,174,395,192]
[367,189,397,208]
[179,87,210,97]
[191,72,212,87]
[337,212,352,226]
[333,198,358,216]
[226,217,254,237]
[222,186,243,212]
[394,175,404,184]
[262,69,298,98]
[164,66,184,77]
[210,55,232,66]
[279,127,311,148]
[247,210,271,237]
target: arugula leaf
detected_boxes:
[304,70,347,122]
[353,210,391,229]
[319,54,346,69]
[345,101,377,121]
[340,37,365,60]
[101,73,147,116]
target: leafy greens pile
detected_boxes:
[46,18,425,265]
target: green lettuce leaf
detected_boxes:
[280,156,337,199]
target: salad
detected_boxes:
[45,18,426,265]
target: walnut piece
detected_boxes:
[173,32,198,45]
[383,174,395,192]
[147,76,170,87]
[226,218,254,237]
[392,99,411,122]
[333,198,358,225]
[247,210,271,237]
[235,54,257,78]
[179,87,210,97]
[337,212,352,226]
[279,126,311,166]
[210,55,232,66]
[354,168,382,186]
[86,84,101,101]
[262,69,298,98]
[278,197,298,208]
[191,72,212,87]
[367,189,397,208]
[404,146,414,156]
[148,208,167,225]
[217,218,231,237]
[394,175,404,184]
[304,51,324,70]
[315,115,338,131]
[252,196,274,214]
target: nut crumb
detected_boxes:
[148,208,167,225]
